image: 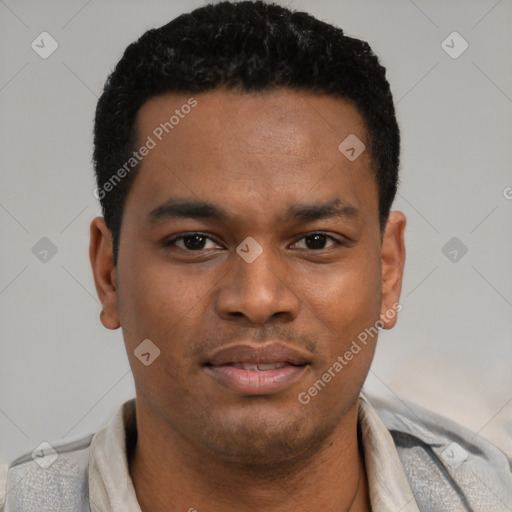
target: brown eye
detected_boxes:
[165,233,221,251]
[293,233,340,250]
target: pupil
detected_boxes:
[181,234,328,250]
[184,235,205,250]
[307,234,326,249]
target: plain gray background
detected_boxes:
[1,0,511,465]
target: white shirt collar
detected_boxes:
[358,394,420,511]
[88,396,420,512]
[88,399,141,512]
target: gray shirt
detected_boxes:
[2,393,511,511]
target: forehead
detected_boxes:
[125,88,377,227]
[137,87,369,159]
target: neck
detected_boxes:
[129,398,371,512]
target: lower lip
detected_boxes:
[205,364,309,395]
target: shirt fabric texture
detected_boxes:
[2,393,511,511]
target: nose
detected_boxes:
[215,244,300,325]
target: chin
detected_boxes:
[192,406,338,471]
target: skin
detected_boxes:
[90,88,406,512]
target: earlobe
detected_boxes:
[100,308,120,330]
[380,211,406,330]
[89,217,121,330]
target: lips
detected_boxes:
[229,362,288,371]
[205,343,311,366]
[203,342,311,395]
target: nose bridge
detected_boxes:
[216,239,299,324]
[239,243,280,294]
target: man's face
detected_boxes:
[93,88,404,464]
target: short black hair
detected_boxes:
[93,0,400,266]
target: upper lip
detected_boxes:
[205,342,312,366]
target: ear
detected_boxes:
[89,216,120,330]
[379,211,406,330]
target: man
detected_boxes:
[2,1,511,511]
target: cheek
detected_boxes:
[297,253,381,334]
[117,253,205,399]
[117,248,206,346]
[296,260,381,411]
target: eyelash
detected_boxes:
[163,232,344,252]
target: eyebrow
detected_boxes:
[148,198,360,225]
[286,199,359,223]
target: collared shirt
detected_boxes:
[87,395,420,512]
[4,393,512,511]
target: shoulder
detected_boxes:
[0,461,7,511]
[2,433,94,512]
[7,433,94,469]
[365,393,512,511]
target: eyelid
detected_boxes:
[289,232,343,249]
[163,231,344,251]
[164,232,224,249]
